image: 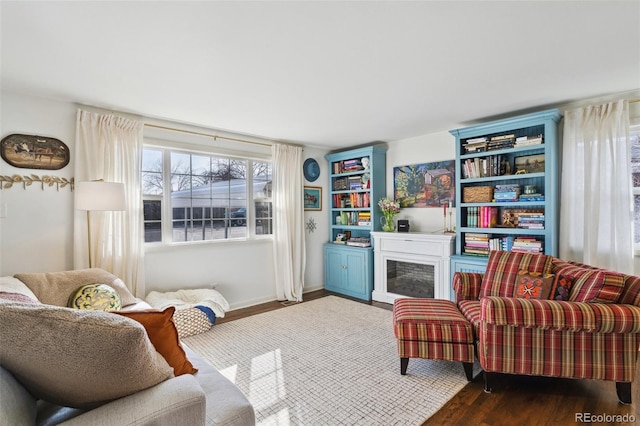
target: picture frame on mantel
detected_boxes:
[303,186,322,211]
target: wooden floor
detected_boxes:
[221,291,639,425]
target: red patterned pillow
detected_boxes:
[514,271,554,299]
[549,274,573,301]
[569,269,625,303]
[480,251,553,298]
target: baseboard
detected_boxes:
[227,283,325,311]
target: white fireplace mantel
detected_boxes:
[371,231,455,303]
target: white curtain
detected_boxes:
[560,100,633,273]
[272,143,306,301]
[74,110,145,297]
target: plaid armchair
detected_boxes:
[453,251,640,404]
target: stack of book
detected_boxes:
[467,206,498,228]
[463,233,490,256]
[349,176,363,190]
[332,177,349,191]
[502,236,514,251]
[346,237,371,247]
[517,211,545,229]
[463,137,488,153]
[487,134,516,151]
[494,184,521,202]
[349,192,370,208]
[342,159,363,172]
[512,237,543,253]
[519,193,545,202]
[515,134,543,147]
[462,155,507,178]
[357,212,371,226]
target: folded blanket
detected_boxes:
[145,289,230,318]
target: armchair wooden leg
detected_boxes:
[483,371,493,393]
[462,362,473,381]
[616,382,632,404]
[400,357,409,375]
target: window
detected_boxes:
[141,147,272,243]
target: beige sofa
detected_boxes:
[0,271,255,426]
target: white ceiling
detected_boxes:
[2,1,639,149]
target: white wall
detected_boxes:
[386,130,456,233]
[0,92,76,275]
[301,146,330,293]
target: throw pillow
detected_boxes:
[549,274,573,301]
[14,269,137,308]
[0,303,173,408]
[569,268,625,303]
[514,271,554,299]
[68,283,122,311]
[115,307,197,376]
[480,251,553,298]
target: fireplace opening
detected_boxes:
[386,260,434,299]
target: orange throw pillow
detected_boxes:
[514,271,554,299]
[115,307,197,376]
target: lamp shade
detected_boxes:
[75,181,126,211]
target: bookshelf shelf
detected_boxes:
[450,109,562,273]
[323,146,387,301]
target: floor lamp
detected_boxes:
[75,180,126,268]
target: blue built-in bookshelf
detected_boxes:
[449,109,562,274]
[323,146,387,301]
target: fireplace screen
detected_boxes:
[386,260,435,298]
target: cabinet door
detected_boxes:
[325,248,346,291]
[344,250,367,294]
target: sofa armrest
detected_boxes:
[481,296,640,333]
[49,375,205,426]
[453,272,484,302]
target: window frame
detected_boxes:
[142,141,273,246]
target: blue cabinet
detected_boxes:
[323,244,373,300]
[450,109,562,275]
[324,146,386,301]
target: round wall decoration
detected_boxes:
[303,158,320,182]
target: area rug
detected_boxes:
[183,296,478,426]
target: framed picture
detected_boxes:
[1,134,70,170]
[393,160,455,208]
[304,186,322,211]
[514,154,545,174]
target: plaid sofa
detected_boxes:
[453,251,640,404]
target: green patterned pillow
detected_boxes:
[68,284,122,311]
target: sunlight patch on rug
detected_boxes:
[184,296,478,426]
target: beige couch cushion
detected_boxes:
[14,268,137,307]
[0,303,173,408]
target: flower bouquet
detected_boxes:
[378,197,401,232]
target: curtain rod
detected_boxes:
[144,123,273,148]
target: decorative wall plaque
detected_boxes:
[1,134,70,170]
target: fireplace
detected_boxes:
[371,232,454,303]
[387,260,435,299]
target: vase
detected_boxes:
[380,214,395,232]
